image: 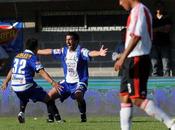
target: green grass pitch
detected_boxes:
[0,116,168,130]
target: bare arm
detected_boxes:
[89,45,108,57]
[37,49,52,55]
[38,69,62,91]
[1,69,12,90]
[114,35,140,71]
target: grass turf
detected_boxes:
[0,116,167,130]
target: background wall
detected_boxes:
[0,0,175,76]
[1,78,175,116]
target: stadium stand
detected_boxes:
[0,0,175,76]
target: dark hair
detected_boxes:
[25,38,38,51]
[154,0,167,15]
[66,32,80,42]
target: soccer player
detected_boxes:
[115,0,175,130]
[1,38,63,123]
[37,32,108,122]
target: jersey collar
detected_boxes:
[24,49,34,54]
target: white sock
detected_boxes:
[120,103,133,130]
[140,99,173,128]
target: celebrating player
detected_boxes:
[1,38,63,123]
[37,32,108,122]
[115,0,175,130]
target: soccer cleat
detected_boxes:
[46,118,54,123]
[56,119,66,123]
[18,112,25,123]
[46,114,54,123]
[55,114,66,123]
[169,120,175,130]
[170,124,175,130]
[81,113,87,122]
[54,114,61,121]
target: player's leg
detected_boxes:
[130,55,175,129]
[46,99,62,123]
[47,87,65,123]
[150,45,161,76]
[15,92,29,123]
[47,81,70,123]
[29,86,62,123]
[75,91,86,122]
[119,94,133,130]
[119,58,133,130]
[73,82,87,122]
[132,98,175,130]
[161,46,171,76]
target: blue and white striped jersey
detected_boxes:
[52,45,90,84]
[11,49,43,92]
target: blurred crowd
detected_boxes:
[112,0,173,77]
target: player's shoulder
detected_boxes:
[132,3,149,12]
[15,52,33,60]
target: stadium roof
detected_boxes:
[0,0,120,20]
[0,0,85,2]
[0,0,155,21]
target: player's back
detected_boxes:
[11,50,36,92]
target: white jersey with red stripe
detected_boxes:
[125,3,152,58]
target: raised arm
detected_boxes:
[37,49,52,55]
[89,45,108,57]
[1,69,12,90]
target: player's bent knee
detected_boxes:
[75,91,84,101]
[119,94,131,103]
[131,98,145,107]
[48,87,60,100]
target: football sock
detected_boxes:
[19,101,27,113]
[120,103,133,130]
[78,99,86,114]
[46,100,61,120]
[140,99,173,128]
[52,103,61,121]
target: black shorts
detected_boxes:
[15,85,47,104]
[120,55,151,99]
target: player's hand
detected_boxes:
[99,45,108,56]
[114,56,125,71]
[51,81,63,93]
[1,81,8,91]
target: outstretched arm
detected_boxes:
[1,69,12,90]
[37,49,52,55]
[89,45,108,57]
[38,69,62,92]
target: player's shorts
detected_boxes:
[59,80,87,102]
[15,84,47,104]
[120,55,151,99]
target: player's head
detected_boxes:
[155,1,166,15]
[65,32,79,51]
[25,38,38,53]
[119,0,131,11]
[119,0,139,11]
